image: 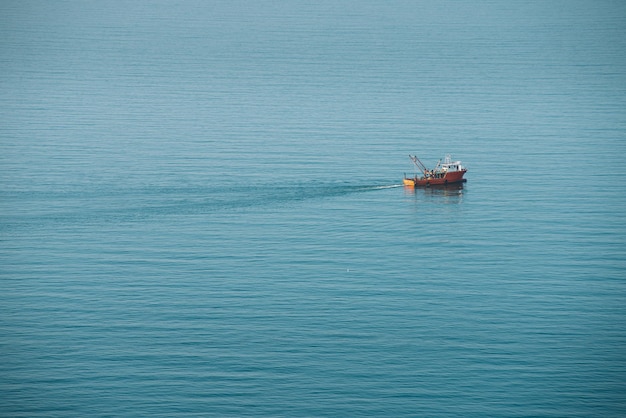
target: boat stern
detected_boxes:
[403,177,416,187]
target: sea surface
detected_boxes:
[1,1,626,416]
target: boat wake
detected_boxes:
[285,182,404,199]
[270,182,403,201]
[27,181,405,225]
[217,181,404,212]
[365,184,404,190]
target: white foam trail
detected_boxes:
[369,184,404,190]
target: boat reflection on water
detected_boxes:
[403,182,465,203]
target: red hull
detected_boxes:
[404,169,467,187]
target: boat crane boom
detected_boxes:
[409,155,428,175]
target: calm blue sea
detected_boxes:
[2,1,626,416]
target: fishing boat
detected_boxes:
[403,154,467,187]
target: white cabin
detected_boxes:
[440,155,464,172]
